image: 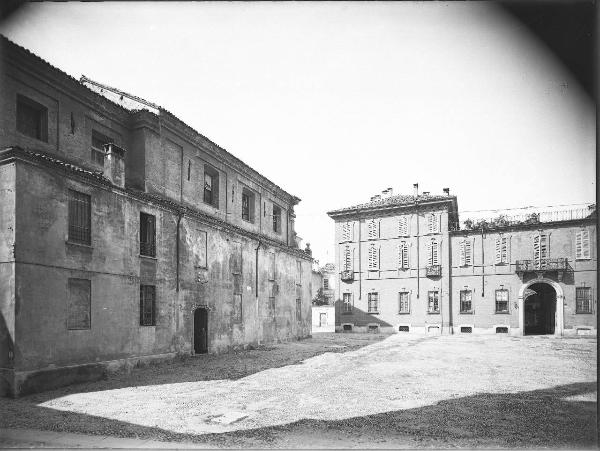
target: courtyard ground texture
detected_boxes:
[0,333,596,449]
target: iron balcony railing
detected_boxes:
[425,265,442,277]
[340,270,354,282]
[515,258,569,273]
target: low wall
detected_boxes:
[311,306,335,333]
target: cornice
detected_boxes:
[328,198,457,219]
[449,218,596,236]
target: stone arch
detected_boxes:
[518,278,564,337]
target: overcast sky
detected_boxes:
[1,2,595,265]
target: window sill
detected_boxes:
[140,325,156,327]
[368,311,380,315]
[459,311,474,315]
[575,312,594,314]
[67,327,91,331]
[66,240,93,249]
[427,311,440,315]
[398,312,410,315]
[495,312,510,315]
[139,254,158,260]
[242,219,255,225]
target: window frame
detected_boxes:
[241,188,255,223]
[495,289,510,314]
[139,285,156,326]
[427,290,440,314]
[272,204,282,233]
[367,292,379,314]
[67,189,92,245]
[398,291,410,314]
[139,212,156,258]
[398,241,409,269]
[575,230,591,260]
[575,287,593,314]
[342,292,352,313]
[16,94,48,142]
[459,289,473,314]
[368,243,379,270]
[91,129,112,167]
[203,165,220,208]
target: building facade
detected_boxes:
[0,37,313,397]
[328,189,596,336]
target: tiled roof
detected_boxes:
[328,193,456,215]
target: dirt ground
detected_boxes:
[1,333,596,448]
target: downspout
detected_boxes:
[481,227,485,298]
[416,202,420,299]
[255,240,262,345]
[358,217,362,300]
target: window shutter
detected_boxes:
[465,239,472,266]
[437,214,442,233]
[432,240,439,265]
[427,214,434,234]
[349,222,354,241]
[501,236,509,263]
[459,240,466,266]
[368,244,376,269]
[533,235,541,266]
[427,241,432,266]
[399,217,408,236]
[540,234,548,259]
[402,242,409,268]
[576,230,589,259]
[576,231,583,259]
[495,237,502,264]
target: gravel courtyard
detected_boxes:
[1,333,596,448]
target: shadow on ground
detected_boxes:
[14,333,389,403]
[1,382,596,448]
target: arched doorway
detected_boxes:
[193,308,208,354]
[524,282,556,335]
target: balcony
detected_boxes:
[340,270,354,282]
[425,265,442,277]
[515,258,569,281]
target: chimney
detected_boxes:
[443,187,450,196]
[103,143,126,188]
[381,187,393,198]
[372,194,382,202]
[413,183,419,197]
[422,191,430,196]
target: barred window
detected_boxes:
[460,290,472,313]
[368,292,379,313]
[398,216,409,237]
[342,293,352,312]
[459,240,472,266]
[495,289,509,313]
[427,290,439,313]
[68,189,91,245]
[576,287,593,313]
[139,285,156,326]
[495,236,510,264]
[398,292,410,314]
[368,244,379,269]
[398,241,409,269]
[140,212,156,257]
[427,239,439,266]
[368,219,379,240]
[576,230,591,260]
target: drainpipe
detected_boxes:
[416,203,420,299]
[255,240,262,345]
[481,227,485,297]
[176,211,183,292]
[358,217,362,300]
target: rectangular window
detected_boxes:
[533,234,548,267]
[460,290,472,313]
[139,285,156,326]
[323,278,329,290]
[427,290,440,313]
[273,205,282,233]
[343,293,352,313]
[140,212,156,257]
[241,188,255,222]
[91,130,112,166]
[368,244,379,269]
[367,219,379,240]
[576,287,593,313]
[368,292,379,313]
[398,292,410,314]
[68,189,91,245]
[576,230,591,260]
[495,289,509,313]
[341,223,352,242]
[296,298,302,322]
[343,245,352,271]
[459,240,472,266]
[495,236,510,264]
[427,239,439,266]
[16,94,48,142]
[398,216,409,237]
[398,241,409,269]
[203,166,219,208]
[427,213,440,234]
[67,278,91,330]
